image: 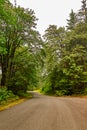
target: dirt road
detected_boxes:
[0,92,87,130]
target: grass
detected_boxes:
[0,88,33,111]
[0,98,26,111]
[0,94,33,111]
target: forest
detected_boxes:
[0,0,87,104]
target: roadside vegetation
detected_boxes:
[0,0,87,107]
[0,88,19,105]
[0,87,33,105]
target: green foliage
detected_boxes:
[41,4,87,96]
[41,80,53,94]
[60,45,87,94]
[78,0,87,23]
[0,88,19,105]
[6,46,40,94]
[0,0,41,87]
[55,90,68,96]
[16,91,32,98]
[66,9,77,30]
[0,0,43,96]
[7,76,28,95]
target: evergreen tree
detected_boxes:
[66,9,77,30]
[78,0,87,23]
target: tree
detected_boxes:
[78,0,87,23]
[66,23,87,50]
[41,25,66,94]
[7,47,39,94]
[66,9,77,30]
[0,0,41,87]
[42,21,87,95]
[60,45,87,94]
[44,25,66,65]
[0,0,15,86]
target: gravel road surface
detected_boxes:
[0,92,87,130]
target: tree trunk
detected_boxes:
[0,55,8,87]
[1,62,7,87]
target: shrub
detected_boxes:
[0,88,19,105]
[7,77,28,95]
[17,90,32,98]
[55,90,68,96]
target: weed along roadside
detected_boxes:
[0,91,33,111]
[0,99,26,111]
[0,97,33,111]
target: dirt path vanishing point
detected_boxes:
[0,92,87,130]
